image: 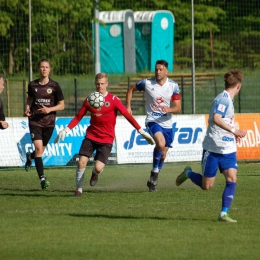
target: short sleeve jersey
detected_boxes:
[27,78,64,127]
[67,92,140,144]
[202,90,236,154]
[136,78,180,128]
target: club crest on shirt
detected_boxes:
[35,88,38,92]
[105,101,110,107]
[47,88,52,94]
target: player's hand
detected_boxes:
[24,110,31,117]
[38,105,51,114]
[234,129,247,138]
[54,127,70,143]
[126,107,133,115]
[0,121,8,129]
[138,129,155,145]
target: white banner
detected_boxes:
[1,115,206,167]
[115,115,207,164]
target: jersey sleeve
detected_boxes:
[171,82,181,102]
[136,79,146,92]
[214,97,229,117]
[55,82,65,101]
[67,99,89,129]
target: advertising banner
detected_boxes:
[115,115,206,164]
[1,114,259,167]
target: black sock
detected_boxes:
[31,151,35,160]
[34,157,44,179]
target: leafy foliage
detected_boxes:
[0,0,259,75]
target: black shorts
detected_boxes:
[29,125,54,146]
[79,138,112,164]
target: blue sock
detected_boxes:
[158,160,164,171]
[153,148,162,169]
[221,181,236,213]
[188,171,203,188]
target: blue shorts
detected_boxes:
[201,150,238,178]
[146,122,173,148]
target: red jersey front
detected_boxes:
[67,92,140,144]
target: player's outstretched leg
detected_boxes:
[176,166,192,186]
[147,171,159,192]
[25,152,32,172]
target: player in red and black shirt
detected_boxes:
[0,74,9,130]
[24,59,65,190]
[55,72,154,197]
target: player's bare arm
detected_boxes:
[25,96,33,116]
[126,84,138,115]
[38,100,65,114]
[213,113,247,138]
[162,100,181,114]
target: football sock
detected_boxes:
[31,151,35,160]
[153,148,162,170]
[221,181,236,214]
[158,160,164,171]
[34,157,44,179]
[189,171,203,188]
[75,167,85,190]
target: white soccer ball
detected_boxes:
[87,92,105,109]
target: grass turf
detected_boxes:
[0,162,260,260]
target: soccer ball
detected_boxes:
[87,92,105,109]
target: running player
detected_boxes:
[55,72,154,197]
[176,69,247,222]
[24,59,65,190]
[126,60,181,192]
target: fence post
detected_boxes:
[214,75,217,96]
[74,78,78,114]
[23,80,26,112]
[181,76,184,114]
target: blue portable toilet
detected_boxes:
[93,10,136,74]
[134,10,175,72]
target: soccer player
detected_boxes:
[55,72,154,197]
[126,60,181,192]
[24,59,65,190]
[176,69,247,222]
[0,74,9,130]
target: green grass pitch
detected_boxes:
[0,161,260,260]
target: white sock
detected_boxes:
[75,167,85,190]
[220,211,227,217]
[152,168,159,173]
[40,177,45,183]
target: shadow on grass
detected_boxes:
[68,213,214,222]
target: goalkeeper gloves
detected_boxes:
[138,129,155,145]
[54,127,70,143]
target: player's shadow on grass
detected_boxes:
[68,213,213,222]
[0,187,75,197]
[69,213,168,220]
